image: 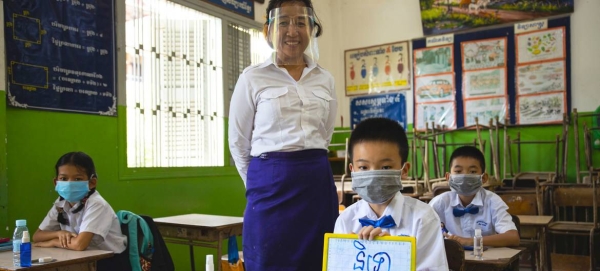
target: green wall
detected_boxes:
[3,105,246,268]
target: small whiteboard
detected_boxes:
[322,233,416,271]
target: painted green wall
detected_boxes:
[0,91,7,235]
[4,105,246,268]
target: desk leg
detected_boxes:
[217,236,223,271]
[190,244,196,271]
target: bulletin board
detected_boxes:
[411,16,571,129]
[322,233,416,271]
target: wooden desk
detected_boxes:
[154,214,243,271]
[0,248,113,271]
[517,215,553,271]
[464,247,524,271]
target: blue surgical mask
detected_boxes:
[55,181,90,202]
[449,174,483,196]
[351,167,404,204]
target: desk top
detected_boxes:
[516,215,553,226]
[154,214,243,230]
[0,248,113,271]
[464,247,522,261]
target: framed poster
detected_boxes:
[517,92,566,125]
[414,73,455,103]
[462,68,507,99]
[461,37,507,71]
[413,45,453,76]
[516,60,566,95]
[345,41,411,96]
[516,27,566,64]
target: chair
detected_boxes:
[544,177,600,271]
[444,238,465,271]
[510,214,539,270]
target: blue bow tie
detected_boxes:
[453,206,479,217]
[359,215,397,228]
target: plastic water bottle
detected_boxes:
[13,219,29,267]
[473,228,483,260]
[206,254,214,271]
[19,231,31,267]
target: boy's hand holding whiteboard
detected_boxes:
[322,233,416,271]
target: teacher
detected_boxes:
[228,0,338,270]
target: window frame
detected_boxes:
[116,0,264,180]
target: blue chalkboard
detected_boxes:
[350,93,407,130]
[3,0,116,116]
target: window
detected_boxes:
[125,0,267,168]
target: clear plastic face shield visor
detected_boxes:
[267,6,319,66]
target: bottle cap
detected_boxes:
[21,231,30,243]
[206,254,213,263]
[16,220,26,227]
[475,228,481,235]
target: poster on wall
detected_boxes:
[516,60,566,95]
[414,73,455,103]
[516,27,566,64]
[462,68,506,99]
[461,38,506,71]
[414,45,453,76]
[345,41,411,96]
[418,0,573,36]
[517,92,566,125]
[350,93,407,130]
[3,0,116,116]
[415,101,456,130]
[464,97,507,127]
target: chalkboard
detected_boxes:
[3,0,116,116]
[322,233,416,271]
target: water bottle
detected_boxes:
[19,231,31,267]
[13,219,29,267]
[206,254,214,271]
[473,228,483,260]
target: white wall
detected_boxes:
[257,0,600,127]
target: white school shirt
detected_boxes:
[428,188,517,238]
[228,56,337,184]
[38,191,127,253]
[334,192,449,271]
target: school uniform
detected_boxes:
[228,55,338,271]
[334,192,449,271]
[428,187,517,238]
[39,191,127,253]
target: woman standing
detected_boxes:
[228,0,338,270]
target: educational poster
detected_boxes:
[462,68,506,99]
[517,60,566,95]
[345,41,411,96]
[3,0,117,115]
[419,0,573,36]
[516,27,566,64]
[517,92,566,125]
[414,73,455,103]
[462,38,506,71]
[415,101,456,131]
[464,97,507,127]
[350,93,407,130]
[413,45,453,76]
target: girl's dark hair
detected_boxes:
[55,151,97,178]
[265,0,323,37]
[55,152,97,225]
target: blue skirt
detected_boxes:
[243,149,338,271]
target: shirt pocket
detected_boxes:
[257,87,289,123]
[475,220,494,236]
[310,89,333,123]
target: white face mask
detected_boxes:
[351,166,405,204]
[449,174,483,196]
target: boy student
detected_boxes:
[334,118,448,271]
[429,146,520,247]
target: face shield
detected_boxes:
[267,6,319,66]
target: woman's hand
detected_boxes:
[357,226,391,241]
[56,231,77,248]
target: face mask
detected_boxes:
[449,174,483,196]
[55,181,90,202]
[351,169,403,204]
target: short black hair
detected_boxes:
[449,146,486,172]
[55,151,97,179]
[265,0,323,37]
[348,118,408,163]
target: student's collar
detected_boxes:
[353,192,404,225]
[451,188,484,208]
[267,54,318,70]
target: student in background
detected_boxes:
[228,0,338,269]
[33,152,128,270]
[429,146,520,247]
[334,118,448,271]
